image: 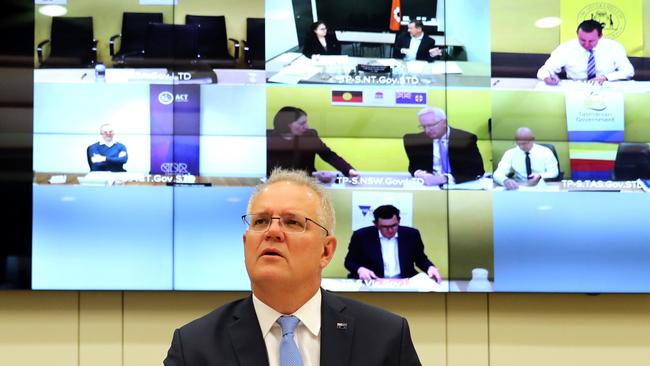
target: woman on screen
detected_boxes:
[302,21,342,58]
[267,106,358,183]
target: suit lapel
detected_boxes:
[371,231,385,278]
[320,291,354,366]
[228,296,270,366]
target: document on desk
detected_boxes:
[268,61,321,84]
[431,61,463,74]
[312,55,349,65]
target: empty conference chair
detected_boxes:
[538,143,564,181]
[185,15,240,68]
[36,17,97,68]
[612,142,650,180]
[243,17,265,69]
[139,23,199,68]
[110,12,163,66]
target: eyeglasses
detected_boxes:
[378,223,399,230]
[242,213,329,236]
[419,121,443,130]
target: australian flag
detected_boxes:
[395,92,426,105]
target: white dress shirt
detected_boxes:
[379,230,401,278]
[404,35,423,61]
[537,38,634,81]
[253,290,321,366]
[493,143,559,185]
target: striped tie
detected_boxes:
[587,50,596,80]
[277,315,303,366]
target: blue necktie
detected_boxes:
[438,139,450,174]
[277,315,303,366]
[587,50,596,79]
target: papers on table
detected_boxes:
[48,175,67,184]
[431,61,463,74]
[321,274,448,292]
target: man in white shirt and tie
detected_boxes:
[493,127,560,190]
[537,19,634,85]
[403,107,485,186]
[164,168,422,366]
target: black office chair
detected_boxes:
[37,17,97,68]
[538,143,564,181]
[360,42,385,58]
[139,23,199,68]
[185,15,240,68]
[612,142,650,180]
[110,12,163,66]
[243,18,265,69]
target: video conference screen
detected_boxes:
[22,0,650,293]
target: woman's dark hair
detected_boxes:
[272,106,307,133]
[310,20,327,34]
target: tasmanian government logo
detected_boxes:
[583,91,607,111]
[577,3,625,39]
[158,91,174,105]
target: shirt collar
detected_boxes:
[252,289,322,338]
[378,229,399,240]
[99,140,115,148]
[411,33,424,40]
[432,126,451,141]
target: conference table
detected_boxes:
[321,275,494,293]
[266,53,490,87]
[490,179,648,192]
[490,77,650,93]
[33,68,266,85]
[34,172,262,187]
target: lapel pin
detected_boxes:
[336,322,348,330]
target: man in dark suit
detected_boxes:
[403,107,485,185]
[392,20,442,62]
[164,169,422,366]
[344,205,441,282]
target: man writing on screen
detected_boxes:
[403,107,485,186]
[164,168,422,366]
[537,19,634,85]
[344,205,441,282]
[392,20,442,62]
[493,127,559,190]
[86,123,128,172]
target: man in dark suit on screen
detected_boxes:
[344,205,441,282]
[392,20,442,62]
[403,106,485,186]
[164,169,422,366]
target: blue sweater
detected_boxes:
[87,142,128,172]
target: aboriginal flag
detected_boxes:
[332,90,363,103]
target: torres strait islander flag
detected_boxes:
[331,90,363,103]
[390,0,402,31]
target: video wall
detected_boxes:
[26,0,650,292]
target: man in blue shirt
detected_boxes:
[86,123,128,172]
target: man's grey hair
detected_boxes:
[246,168,336,232]
[417,106,447,121]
